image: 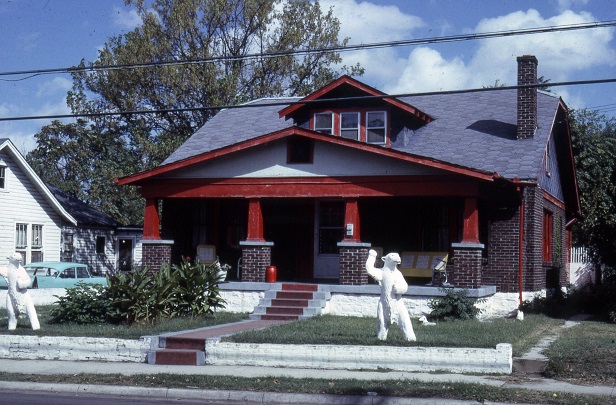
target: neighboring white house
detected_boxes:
[0,138,76,266]
[0,138,143,273]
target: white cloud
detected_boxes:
[111,6,142,30]
[35,77,72,98]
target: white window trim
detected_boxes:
[0,164,7,191]
[366,110,387,145]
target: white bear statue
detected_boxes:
[365,249,416,341]
[0,252,40,330]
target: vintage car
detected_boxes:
[0,266,36,289]
[23,262,107,289]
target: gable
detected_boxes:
[164,137,444,179]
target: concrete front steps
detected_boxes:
[249,283,331,321]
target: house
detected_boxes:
[0,138,143,273]
[0,138,76,266]
[117,55,581,295]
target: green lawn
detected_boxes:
[224,313,563,357]
[0,305,249,339]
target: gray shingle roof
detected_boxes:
[162,90,560,181]
[46,183,119,227]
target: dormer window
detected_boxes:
[367,111,386,144]
[314,113,333,134]
[340,112,360,140]
[312,109,388,145]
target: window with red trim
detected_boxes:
[542,210,553,262]
[311,109,388,145]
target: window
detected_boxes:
[31,225,43,262]
[542,210,553,263]
[312,110,389,144]
[318,201,345,254]
[340,112,360,140]
[0,165,6,189]
[314,113,333,134]
[96,236,106,254]
[366,111,386,144]
[15,223,28,263]
[287,137,313,164]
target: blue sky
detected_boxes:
[1,0,615,153]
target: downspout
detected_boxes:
[515,180,525,308]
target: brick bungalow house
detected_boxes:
[117,55,581,294]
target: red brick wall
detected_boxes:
[452,246,482,288]
[241,245,272,282]
[142,243,172,271]
[339,246,369,285]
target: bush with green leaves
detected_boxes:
[106,257,226,324]
[49,282,112,324]
[49,258,226,325]
[427,289,484,321]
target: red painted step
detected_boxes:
[275,291,314,300]
[153,349,202,365]
[281,283,318,291]
[266,306,304,315]
[260,314,302,321]
[164,337,206,351]
[271,298,309,307]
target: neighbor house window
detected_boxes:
[96,236,106,254]
[31,225,43,262]
[15,223,28,263]
[340,112,360,140]
[314,112,333,134]
[0,165,6,189]
[366,111,386,144]
[542,210,553,263]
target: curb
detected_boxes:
[0,381,491,405]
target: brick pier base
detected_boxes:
[239,241,274,282]
[338,242,371,285]
[141,239,174,271]
[452,242,484,288]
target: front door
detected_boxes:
[118,238,134,272]
[313,200,345,279]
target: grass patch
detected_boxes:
[0,306,249,339]
[225,314,562,357]
[545,319,616,385]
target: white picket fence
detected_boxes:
[569,246,594,287]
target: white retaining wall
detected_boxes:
[205,338,512,374]
[0,335,155,362]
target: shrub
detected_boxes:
[49,282,112,324]
[428,289,483,321]
[106,257,226,324]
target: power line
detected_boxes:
[1,77,615,122]
[1,20,615,80]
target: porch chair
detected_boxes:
[196,244,218,266]
[431,254,449,286]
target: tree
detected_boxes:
[569,109,616,272]
[27,120,145,225]
[28,0,362,224]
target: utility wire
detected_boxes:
[1,77,615,122]
[1,20,615,80]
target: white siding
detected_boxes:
[0,151,62,266]
[63,226,116,275]
[168,140,443,179]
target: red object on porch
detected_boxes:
[266,266,277,283]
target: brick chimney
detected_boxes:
[516,55,538,139]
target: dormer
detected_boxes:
[279,76,432,147]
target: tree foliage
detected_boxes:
[569,109,616,270]
[27,0,362,224]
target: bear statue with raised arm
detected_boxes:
[0,252,40,330]
[366,249,416,341]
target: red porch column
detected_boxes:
[246,198,265,242]
[461,197,480,244]
[143,198,161,240]
[240,198,272,281]
[343,198,361,242]
[451,197,484,288]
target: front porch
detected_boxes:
[141,195,487,289]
